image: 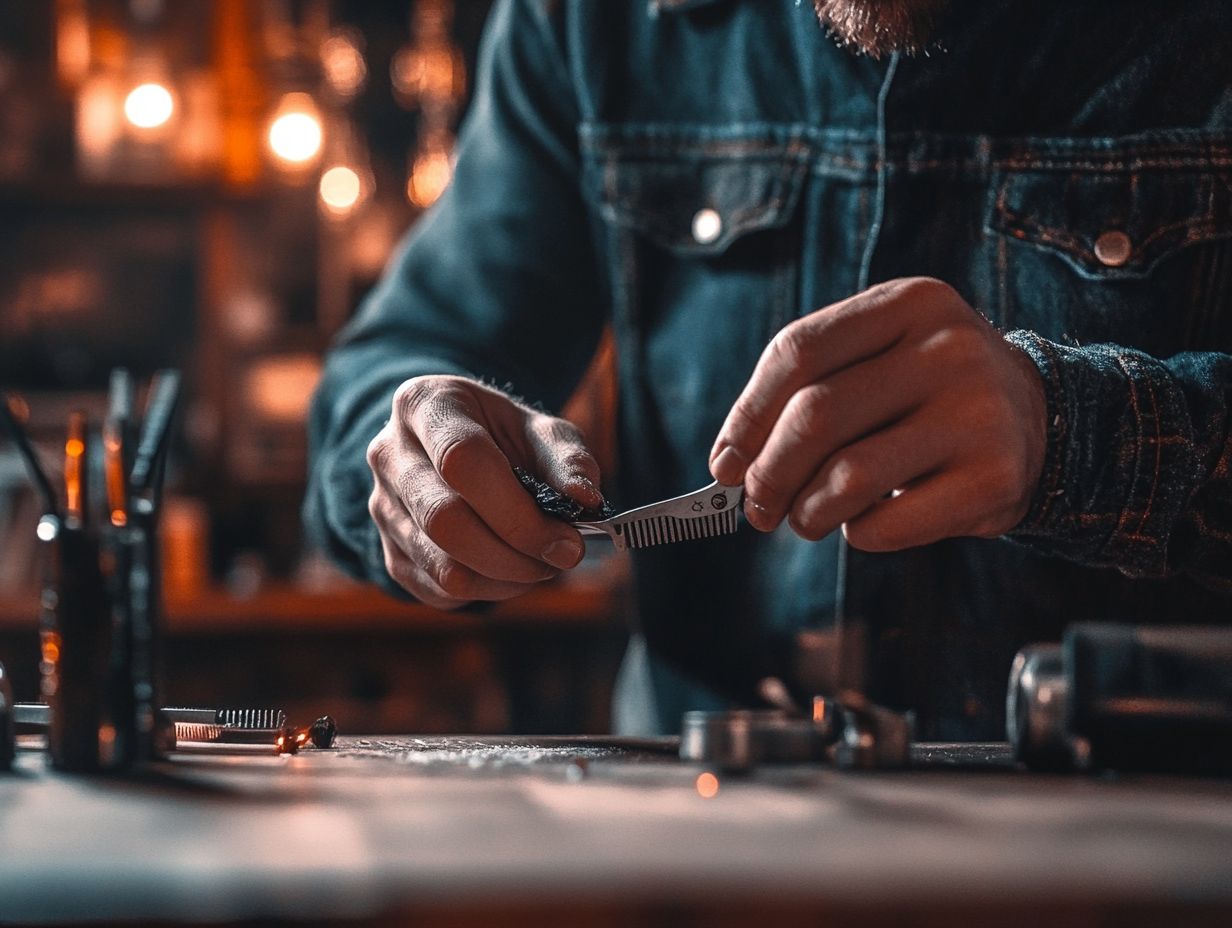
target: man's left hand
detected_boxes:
[709,277,1048,551]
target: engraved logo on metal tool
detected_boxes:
[691,501,704,512]
[711,494,727,510]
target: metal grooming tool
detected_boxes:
[172,724,297,755]
[165,708,293,753]
[12,703,334,757]
[163,707,287,728]
[573,480,743,551]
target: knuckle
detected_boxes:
[903,276,953,301]
[365,434,391,473]
[744,464,787,505]
[434,560,473,599]
[825,455,870,503]
[393,376,434,424]
[768,321,808,367]
[920,325,982,366]
[395,464,424,510]
[419,492,465,544]
[722,400,764,445]
[434,431,485,487]
[534,414,585,447]
[786,383,833,433]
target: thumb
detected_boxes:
[527,416,604,510]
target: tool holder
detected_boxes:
[2,371,180,773]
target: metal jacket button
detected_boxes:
[1094,230,1132,267]
[691,208,722,245]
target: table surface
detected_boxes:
[3,736,1232,925]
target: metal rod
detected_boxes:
[0,393,60,518]
[130,370,181,496]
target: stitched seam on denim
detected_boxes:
[994,218,1232,275]
[998,158,1232,171]
[581,130,1232,168]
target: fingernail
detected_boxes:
[744,497,776,532]
[542,539,584,570]
[711,446,745,484]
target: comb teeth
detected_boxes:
[216,708,286,729]
[174,722,226,743]
[619,507,739,550]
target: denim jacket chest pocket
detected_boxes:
[985,138,1232,355]
[581,129,811,477]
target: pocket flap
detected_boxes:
[587,138,809,257]
[988,169,1232,280]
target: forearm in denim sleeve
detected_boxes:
[1005,330,1232,588]
[304,0,606,582]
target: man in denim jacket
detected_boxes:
[306,0,1232,739]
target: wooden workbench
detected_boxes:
[2,737,1231,926]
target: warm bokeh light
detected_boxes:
[696,771,720,799]
[322,32,367,99]
[268,94,323,165]
[123,82,174,129]
[406,149,452,208]
[245,355,321,423]
[319,165,362,214]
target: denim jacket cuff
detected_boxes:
[1002,330,1199,577]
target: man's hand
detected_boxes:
[709,278,1048,551]
[366,375,602,609]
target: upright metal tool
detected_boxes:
[1,372,182,773]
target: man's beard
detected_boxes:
[813,0,949,59]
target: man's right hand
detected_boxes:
[366,375,603,610]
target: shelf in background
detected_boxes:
[0,570,625,635]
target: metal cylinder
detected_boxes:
[680,710,764,771]
[1006,644,1073,771]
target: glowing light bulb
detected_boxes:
[268,94,323,165]
[319,165,362,214]
[124,82,174,129]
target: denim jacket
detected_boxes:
[307,0,1232,739]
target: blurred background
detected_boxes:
[0,0,625,737]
